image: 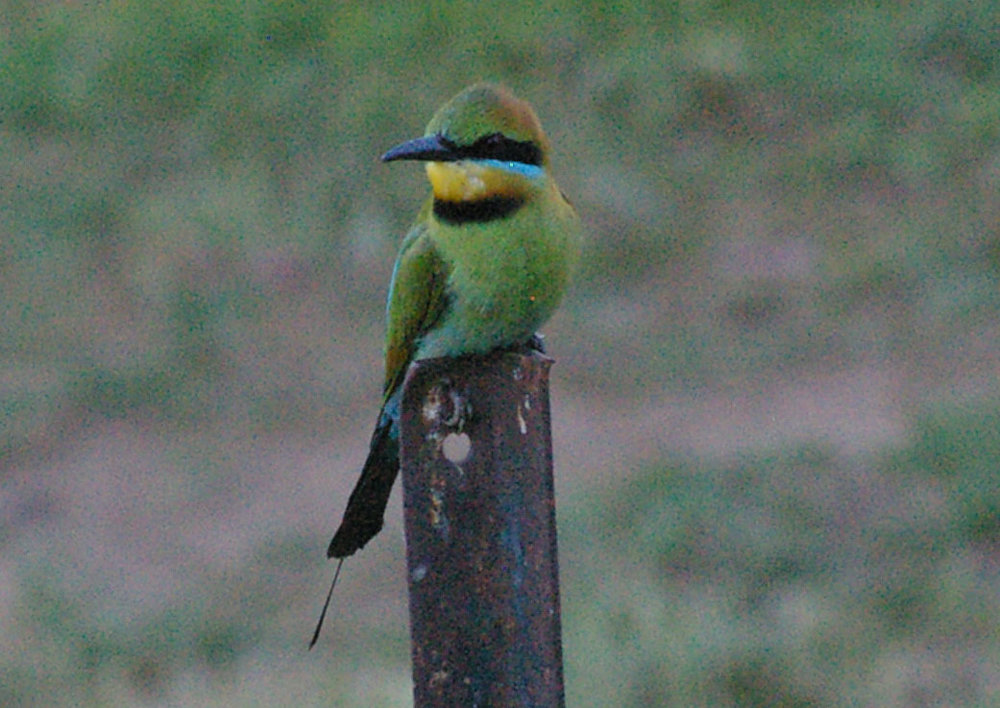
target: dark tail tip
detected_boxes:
[326,518,384,558]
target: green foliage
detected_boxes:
[893,406,1000,545]
[565,426,1000,707]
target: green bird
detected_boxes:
[311,83,580,646]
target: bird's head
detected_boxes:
[381,84,553,209]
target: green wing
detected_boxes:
[382,206,449,401]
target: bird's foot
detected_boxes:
[497,333,546,357]
[526,332,546,354]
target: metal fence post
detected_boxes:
[400,350,565,707]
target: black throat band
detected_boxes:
[433,196,524,224]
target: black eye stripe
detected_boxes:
[442,133,542,166]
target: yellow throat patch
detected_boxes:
[425,161,524,203]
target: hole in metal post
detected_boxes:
[442,432,471,463]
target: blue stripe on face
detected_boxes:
[476,159,545,179]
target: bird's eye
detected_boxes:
[473,133,506,157]
[467,133,542,166]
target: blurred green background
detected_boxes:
[3,1,999,705]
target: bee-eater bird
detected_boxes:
[310,83,580,646]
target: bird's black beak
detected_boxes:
[381,134,457,162]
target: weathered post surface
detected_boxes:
[400,350,565,707]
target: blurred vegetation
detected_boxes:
[564,411,1000,706]
[2,0,998,706]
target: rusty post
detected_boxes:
[399,350,565,707]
